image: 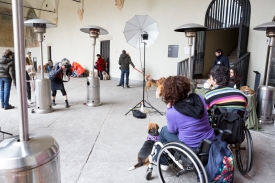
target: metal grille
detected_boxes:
[233,52,250,86]
[205,0,251,29]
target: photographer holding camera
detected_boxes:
[50,58,71,108]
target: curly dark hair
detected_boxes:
[211,65,230,86]
[230,67,242,88]
[161,76,191,105]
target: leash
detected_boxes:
[134,68,153,80]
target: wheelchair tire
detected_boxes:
[236,127,253,175]
[157,142,208,183]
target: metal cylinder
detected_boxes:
[87,76,101,106]
[0,134,60,183]
[35,79,54,113]
[256,86,275,124]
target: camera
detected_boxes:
[65,63,71,70]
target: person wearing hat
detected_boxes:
[26,51,33,65]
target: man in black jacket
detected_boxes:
[117,50,135,88]
[213,48,230,68]
[0,49,16,110]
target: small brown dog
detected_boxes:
[102,71,110,80]
[240,86,255,94]
[145,76,166,91]
[128,122,160,171]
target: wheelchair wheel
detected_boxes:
[235,128,253,175]
[157,142,208,183]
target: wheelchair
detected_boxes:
[145,107,253,183]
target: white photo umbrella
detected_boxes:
[123,15,159,48]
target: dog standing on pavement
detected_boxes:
[128,122,160,171]
[102,71,110,80]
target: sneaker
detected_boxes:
[126,85,130,88]
[52,101,56,106]
[160,165,169,171]
[27,100,33,105]
[65,103,70,108]
[117,84,123,86]
[4,105,15,110]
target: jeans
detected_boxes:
[46,66,52,73]
[0,77,12,108]
[154,126,198,165]
[154,126,182,164]
[119,69,129,86]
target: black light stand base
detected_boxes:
[125,100,163,116]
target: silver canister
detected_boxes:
[0,134,60,183]
[87,76,101,106]
[256,85,275,124]
[35,78,54,113]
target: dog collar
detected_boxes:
[147,135,159,142]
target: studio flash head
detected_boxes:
[141,31,148,40]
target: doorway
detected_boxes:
[47,46,51,61]
[100,40,110,75]
[203,29,239,77]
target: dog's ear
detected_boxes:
[156,124,159,130]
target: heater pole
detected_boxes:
[12,0,29,141]
[92,37,96,78]
[266,37,275,87]
[39,36,44,79]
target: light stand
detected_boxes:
[125,32,163,115]
[24,19,56,114]
[80,26,108,107]
[254,22,275,124]
[174,23,207,91]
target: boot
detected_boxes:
[65,100,70,108]
[52,100,56,106]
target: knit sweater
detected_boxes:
[205,86,248,110]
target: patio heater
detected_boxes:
[254,22,275,124]
[24,19,56,113]
[80,25,108,107]
[174,23,207,82]
[0,1,60,183]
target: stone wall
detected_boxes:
[0,7,13,47]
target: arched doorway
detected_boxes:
[193,0,251,85]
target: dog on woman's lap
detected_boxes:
[128,122,160,171]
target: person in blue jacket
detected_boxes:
[213,48,230,68]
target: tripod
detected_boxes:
[125,42,163,116]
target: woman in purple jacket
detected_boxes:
[159,76,215,149]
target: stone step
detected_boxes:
[228,56,237,60]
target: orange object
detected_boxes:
[72,62,85,76]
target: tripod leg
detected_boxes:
[144,100,163,116]
[125,101,142,115]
